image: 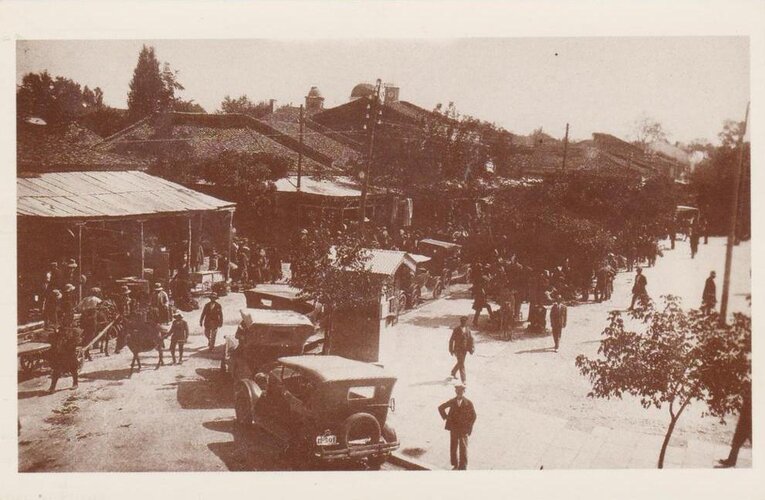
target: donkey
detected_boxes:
[116,310,167,376]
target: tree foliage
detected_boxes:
[218,95,272,118]
[127,45,184,121]
[17,71,105,125]
[690,119,750,239]
[576,296,751,468]
[632,116,668,152]
[288,226,382,352]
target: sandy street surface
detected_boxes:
[17,237,750,471]
[383,237,751,469]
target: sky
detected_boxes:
[17,38,749,144]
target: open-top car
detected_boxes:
[403,253,445,308]
[222,308,322,381]
[234,355,399,469]
[417,238,468,285]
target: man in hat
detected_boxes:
[150,282,170,323]
[43,289,62,330]
[629,267,648,310]
[200,293,223,351]
[449,316,475,384]
[438,382,477,470]
[169,312,189,364]
[550,294,567,352]
[48,325,81,393]
[113,286,133,354]
[700,270,717,315]
[61,283,77,327]
[78,287,103,361]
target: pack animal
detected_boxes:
[116,312,165,375]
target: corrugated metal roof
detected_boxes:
[362,249,415,276]
[17,171,235,220]
[275,176,364,197]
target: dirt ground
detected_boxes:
[17,237,750,471]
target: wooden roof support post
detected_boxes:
[225,209,234,282]
[138,219,145,280]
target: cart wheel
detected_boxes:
[433,281,444,300]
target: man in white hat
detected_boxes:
[438,382,477,470]
[150,282,170,323]
[200,293,223,351]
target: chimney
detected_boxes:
[384,83,400,104]
[269,99,276,114]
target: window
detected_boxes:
[348,386,376,400]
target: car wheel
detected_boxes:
[339,412,381,449]
[234,379,255,427]
[367,454,386,470]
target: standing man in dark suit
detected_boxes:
[200,293,223,351]
[550,294,567,352]
[449,316,474,384]
[701,271,717,315]
[438,383,477,470]
[629,267,648,310]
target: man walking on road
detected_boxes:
[48,326,80,393]
[550,295,567,352]
[701,271,717,315]
[718,385,751,468]
[629,267,649,310]
[449,316,475,384]
[169,312,189,364]
[200,293,223,351]
[438,383,477,470]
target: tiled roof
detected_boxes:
[95,113,328,173]
[262,107,363,168]
[17,170,234,220]
[17,122,149,172]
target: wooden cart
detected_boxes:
[17,341,51,374]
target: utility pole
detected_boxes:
[359,79,383,224]
[719,102,749,325]
[297,104,304,191]
[561,123,570,170]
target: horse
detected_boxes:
[116,311,167,375]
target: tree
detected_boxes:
[17,71,106,125]
[127,46,184,121]
[575,296,751,468]
[218,95,272,118]
[173,99,206,113]
[633,116,668,152]
[200,151,291,239]
[288,226,381,354]
[691,120,751,239]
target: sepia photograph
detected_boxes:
[2,2,763,498]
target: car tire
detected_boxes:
[381,423,397,444]
[339,412,381,449]
[234,378,257,427]
[367,454,386,470]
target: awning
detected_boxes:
[17,170,235,221]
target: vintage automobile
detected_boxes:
[401,253,445,308]
[234,355,399,469]
[244,284,313,313]
[417,238,469,285]
[222,308,323,381]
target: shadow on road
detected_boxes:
[515,347,556,355]
[404,313,464,329]
[176,372,233,410]
[18,389,52,399]
[204,419,287,471]
[79,367,133,381]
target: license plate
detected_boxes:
[316,435,337,447]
